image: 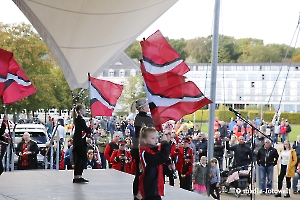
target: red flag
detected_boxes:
[88,74,123,117]
[0,49,11,97]
[0,48,36,104]
[140,30,212,129]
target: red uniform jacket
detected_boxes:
[182,161,193,176]
[110,149,131,173]
[174,147,194,173]
[139,142,170,199]
[104,141,119,163]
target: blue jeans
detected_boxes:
[100,153,107,169]
[292,173,300,191]
[259,165,274,191]
[281,134,286,143]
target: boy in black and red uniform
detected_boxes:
[110,139,132,173]
[181,155,193,191]
[174,137,194,188]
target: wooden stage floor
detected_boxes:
[0,169,210,200]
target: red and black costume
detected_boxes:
[132,111,154,196]
[110,149,132,173]
[0,121,8,175]
[73,115,92,178]
[16,139,39,170]
[163,141,177,186]
[181,160,193,191]
[139,141,170,200]
[173,145,194,188]
[104,141,119,168]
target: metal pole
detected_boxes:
[207,0,220,162]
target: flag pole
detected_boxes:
[207,0,220,162]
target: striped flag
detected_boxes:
[0,48,36,104]
[140,30,212,129]
[88,73,123,117]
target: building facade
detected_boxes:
[100,55,300,112]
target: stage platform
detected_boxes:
[0,169,211,200]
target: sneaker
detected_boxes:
[293,191,298,194]
[274,192,281,197]
[73,178,80,183]
[284,193,290,198]
[78,177,89,183]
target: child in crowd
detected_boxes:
[209,158,220,200]
[192,156,208,195]
[138,127,170,200]
[64,138,74,170]
[97,129,109,169]
[180,155,193,191]
[86,149,98,169]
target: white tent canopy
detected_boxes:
[13,0,178,89]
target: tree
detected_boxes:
[124,40,142,60]
[185,36,212,63]
[166,38,188,60]
[0,23,73,117]
[118,74,146,112]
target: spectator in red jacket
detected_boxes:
[181,155,193,191]
[174,137,194,188]
[110,139,132,173]
[104,132,121,168]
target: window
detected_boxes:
[237,82,244,88]
[262,82,267,88]
[250,89,255,95]
[250,96,255,101]
[262,74,265,80]
[108,69,114,77]
[285,89,290,96]
[285,82,290,88]
[228,82,232,88]
[228,89,232,95]
[119,69,125,77]
[285,96,290,101]
[251,82,255,88]
[130,69,136,76]
[262,89,266,95]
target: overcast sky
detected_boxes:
[1,0,300,47]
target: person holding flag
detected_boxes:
[0,114,10,175]
[72,104,92,183]
[130,98,154,200]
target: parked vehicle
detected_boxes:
[13,123,48,168]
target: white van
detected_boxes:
[13,124,48,167]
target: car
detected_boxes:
[13,123,48,168]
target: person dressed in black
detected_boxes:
[72,104,92,183]
[225,136,252,170]
[0,115,9,175]
[16,132,39,170]
[130,98,154,200]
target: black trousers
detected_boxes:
[181,175,192,191]
[142,196,161,200]
[73,148,87,176]
[0,159,3,175]
[167,173,175,186]
[210,183,220,200]
[278,165,291,190]
[133,157,141,195]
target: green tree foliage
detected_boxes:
[124,40,142,61]
[118,74,146,113]
[0,23,73,114]
[125,35,297,64]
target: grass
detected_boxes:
[197,123,300,142]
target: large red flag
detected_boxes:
[140,30,212,129]
[89,74,123,117]
[0,48,36,104]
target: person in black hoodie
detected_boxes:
[226,136,252,170]
[214,132,225,170]
[256,139,279,194]
[130,98,154,200]
[72,104,92,183]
